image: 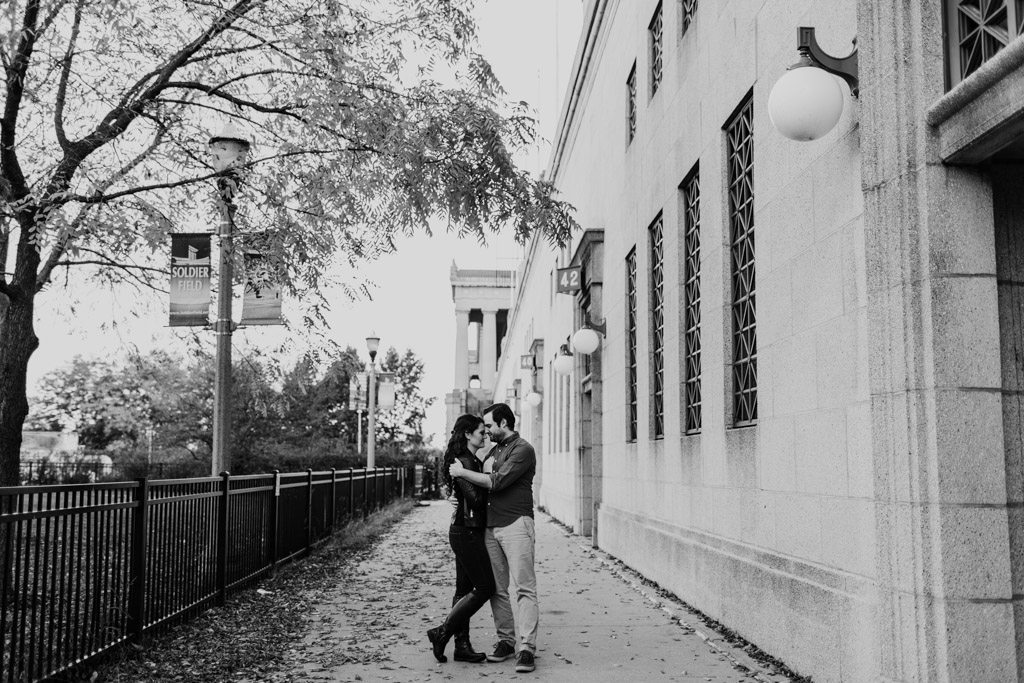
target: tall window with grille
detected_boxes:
[626,248,638,441]
[681,167,701,434]
[946,0,1024,89]
[627,62,637,143]
[680,0,698,38]
[726,95,756,427]
[649,214,665,438]
[649,3,664,96]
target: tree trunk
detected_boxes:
[0,292,38,487]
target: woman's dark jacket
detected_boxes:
[450,454,487,528]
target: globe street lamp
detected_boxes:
[208,122,251,476]
[365,332,380,469]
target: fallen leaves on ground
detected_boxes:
[60,501,417,683]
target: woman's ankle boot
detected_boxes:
[426,624,452,662]
[453,635,486,663]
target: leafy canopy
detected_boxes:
[1,0,575,318]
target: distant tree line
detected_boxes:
[25,346,437,478]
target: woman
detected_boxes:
[427,413,495,663]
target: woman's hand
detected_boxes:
[449,459,465,479]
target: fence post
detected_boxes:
[348,470,354,521]
[128,478,149,642]
[363,469,369,519]
[305,469,314,556]
[269,470,280,571]
[215,471,230,607]
[329,468,337,533]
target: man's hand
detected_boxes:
[449,459,465,479]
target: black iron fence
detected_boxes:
[0,466,416,683]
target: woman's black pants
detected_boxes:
[446,525,496,635]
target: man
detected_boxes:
[449,402,538,673]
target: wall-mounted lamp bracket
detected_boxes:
[796,26,858,97]
[583,312,606,336]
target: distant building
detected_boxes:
[20,431,113,482]
[445,263,514,426]
[473,1,1024,681]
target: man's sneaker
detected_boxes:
[515,650,535,673]
[486,640,515,662]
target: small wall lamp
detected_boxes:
[525,391,542,407]
[572,312,606,355]
[553,341,575,376]
[768,27,858,142]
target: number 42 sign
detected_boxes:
[556,266,582,294]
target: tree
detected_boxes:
[375,346,433,449]
[26,349,213,466]
[0,0,577,485]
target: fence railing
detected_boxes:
[0,466,416,683]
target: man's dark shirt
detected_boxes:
[486,431,535,527]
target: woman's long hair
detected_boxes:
[442,413,484,495]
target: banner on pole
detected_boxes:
[377,372,396,410]
[240,248,283,325]
[169,233,212,327]
[348,372,368,411]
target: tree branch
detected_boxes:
[1,0,42,198]
[48,0,262,200]
[54,1,84,151]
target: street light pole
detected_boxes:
[208,123,251,476]
[365,332,380,469]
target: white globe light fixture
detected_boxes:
[572,327,601,354]
[553,349,575,376]
[768,64,844,141]
[525,391,542,407]
[768,27,858,143]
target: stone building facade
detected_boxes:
[444,264,514,428]
[469,0,1024,680]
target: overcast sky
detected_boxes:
[30,0,586,447]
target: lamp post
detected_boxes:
[208,123,251,476]
[365,332,380,469]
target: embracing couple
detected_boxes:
[426,402,538,674]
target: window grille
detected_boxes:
[726,96,756,427]
[626,248,638,441]
[681,0,698,37]
[627,63,638,142]
[650,3,664,95]
[682,168,701,434]
[946,0,1024,88]
[650,215,665,438]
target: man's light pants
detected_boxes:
[485,516,538,653]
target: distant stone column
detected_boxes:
[455,308,470,389]
[480,308,498,391]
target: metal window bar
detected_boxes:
[727,96,757,427]
[0,466,414,683]
[683,169,702,434]
[650,215,665,438]
[650,3,664,95]
[946,0,1022,89]
[627,64,638,142]
[681,0,698,38]
[626,248,639,441]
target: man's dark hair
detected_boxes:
[482,403,516,430]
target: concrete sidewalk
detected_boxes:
[281,500,796,682]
